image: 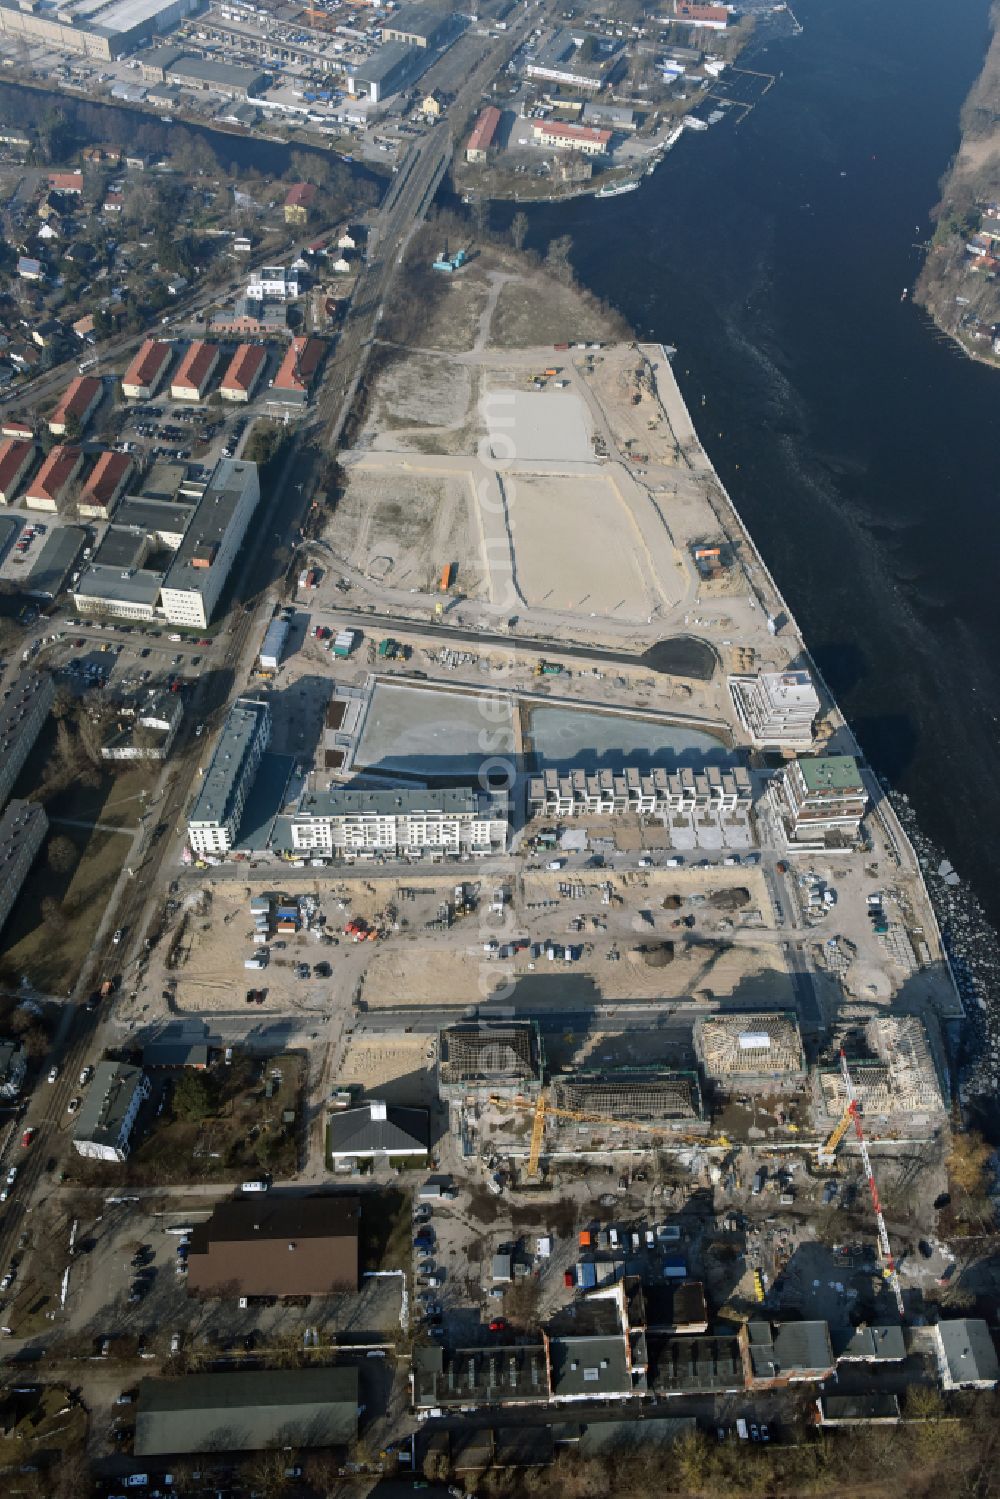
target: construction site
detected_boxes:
[818,1016,946,1132]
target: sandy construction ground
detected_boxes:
[338,1033,437,1106]
[328,470,487,597]
[358,931,792,1011]
[507,471,661,618]
[482,388,593,464]
[369,353,474,433]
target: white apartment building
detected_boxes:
[288,786,508,859]
[187,697,270,856]
[527,764,751,820]
[160,459,260,629]
[730,668,820,749]
[777,755,867,842]
[246,265,300,301]
[72,1062,150,1163]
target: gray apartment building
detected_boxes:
[0,672,55,810]
[187,697,270,856]
[0,800,48,936]
[72,1060,150,1162]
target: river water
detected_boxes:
[505,0,1000,924]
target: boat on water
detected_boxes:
[596,179,639,198]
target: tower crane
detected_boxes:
[490,1093,728,1181]
[838,1049,905,1319]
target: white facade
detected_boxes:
[289,788,508,859]
[246,265,299,300]
[160,460,260,629]
[187,697,270,855]
[528,764,751,820]
[730,669,819,749]
[72,1063,150,1163]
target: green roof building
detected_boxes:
[135,1367,358,1456]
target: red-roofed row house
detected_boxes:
[272,337,325,404]
[122,339,173,401]
[171,341,221,402]
[48,376,103,437]
[220,344,267,403]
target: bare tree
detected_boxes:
[510,211,529,252]
[544,234,575,285]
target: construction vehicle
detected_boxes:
[817,1099,856,1168]
[492,1093,728,1181]
[838,1050,904,1317]
[344,918,377,942]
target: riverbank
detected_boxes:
[915,1,1000,358]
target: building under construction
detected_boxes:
[547,1068,709,1144]
[819,1016,945,1132]
[695,1011,806,1095]
[438,1023,544,1104]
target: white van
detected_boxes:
[241,1180,268,1193]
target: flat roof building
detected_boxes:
[0,0,202,60]
[48,375,102,436]
[122,337,172,400]
[165,54,268,98]
[186,1195,360,1297]
[0,671,55,810]
[0,799,47,937]
[72,1060,150,1162]
[219,343,266,402]
[135,1367,358,1457]
[170,340,221,401]
[934,1319,999,1390]
[778,754,867,843]
[741,1319,836,1388]
[160,458,260,628]
[730,667,820,749]
[25,524,86,599]
[288,784,508,859]
[381,4,457,48]
[346,40,428,103]
[528,764,750,820]
[187,696,270,855]
[0,438,36,504]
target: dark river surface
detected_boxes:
[503,0,1000,925]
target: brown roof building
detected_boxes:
[49,375,103,436]
[80,450,133,519]
[272,336,325,404]
[0,438,36,504]
[48,171,84,194]
[466,105,501,163]
[171,341,221,402]
[25,445,83,512]
[122,339,173,400]
[220,343,267,402]
[186,1195,360,1298]
[284,182,317,224]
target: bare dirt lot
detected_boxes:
[328,469,487,598]
[507,471,660,617]
[489,272,626,349]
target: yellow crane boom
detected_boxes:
[817,1100,857,1167]
[491,1093,728,1180]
